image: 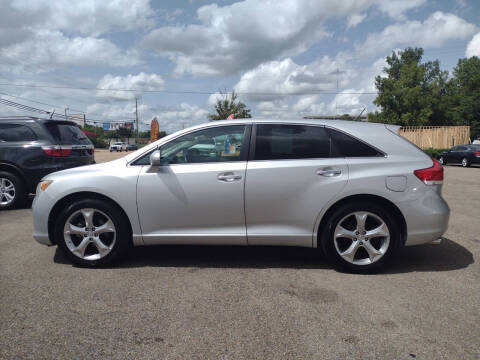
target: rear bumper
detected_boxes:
[398,188,450,246]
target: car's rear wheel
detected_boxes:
[0,171,26,210]
[54,198,131,267]
[461,157,470,167]
[321,202,400,272]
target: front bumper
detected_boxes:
[32,190,55,246]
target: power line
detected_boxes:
[0,91,136,123]
[0,95,135,124]
[0,82,378,96]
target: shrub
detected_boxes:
[423,148,449,159]
[88,136,108,149]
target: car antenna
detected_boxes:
[354,107,366,122]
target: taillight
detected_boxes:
[42,146,72,157]
[474,151,480,158]
[414,159,443,185]
[88,148,94,155]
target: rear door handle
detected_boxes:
[217,172,242,182]
[316,167,342,177]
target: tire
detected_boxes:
[0,171,26,210]
[439,156,446,165]
[461,157,470,167]
[320,202,400,273]
[110,149,113,152]
[54,198,131,267]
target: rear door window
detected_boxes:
[44,123,91,145]
[0,123,37,142]
[254,124,330,160]
[328,128,382,157]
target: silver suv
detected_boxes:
[32,119,449,272]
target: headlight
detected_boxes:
[39,180,53,191]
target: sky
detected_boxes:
[0,0,479,133]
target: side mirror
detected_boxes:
[150,150,161,167]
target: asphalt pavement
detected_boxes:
[0,151,479,359]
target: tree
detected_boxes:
[117,126,133,138]
[368,47,449,126]
[208,90,252,121]
[446,56,480,139]
[138,130,151,138]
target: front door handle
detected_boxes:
[217,172,242,182]
[316,167,342,177]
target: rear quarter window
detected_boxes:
[327,127,383,157]
[44,123,91,145]
[0,123,37,142]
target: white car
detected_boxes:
[109,142,126,152]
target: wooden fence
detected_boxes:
[399,126,470,149]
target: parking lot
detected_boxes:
[0,151,479,360]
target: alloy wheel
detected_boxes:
[462,158,468,167]
[439,157,444,165]
[63,208,116,261]
[0,178,16,206]
[333,211,390,266]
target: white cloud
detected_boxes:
[0,30,139,73]
[151,103,209,133]
[234,56,353,102]
[346,13,367,30]
[86,101,209,133]
[359,11,477,56]
[10,0,155,36]
[96,73,165,100]
[233,52,387,118]
[141,0,432,77]
[0,1,151,73]
[142,0,381,76]
[208,92,223,107]
[466,32,480,58]
[376,0,426,20]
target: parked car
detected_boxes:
[126,144,138,151]
[0,117,94,210]
[109,142,126,152]
[32,119,449,272]
[439,144,480,167]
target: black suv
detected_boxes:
[0,117,94,209]
[439,144,480,167]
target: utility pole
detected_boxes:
[335,68,339,120]
[83,114,86,128]
[64,107,69,121]
[135,98,139,144]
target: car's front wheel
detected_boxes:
[54,198,131,267]
[439,156,446,165]
[321,202,400,272]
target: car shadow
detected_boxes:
[53,237,474,273]
[385,237,474,274]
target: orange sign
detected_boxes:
[150,118,159,142]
